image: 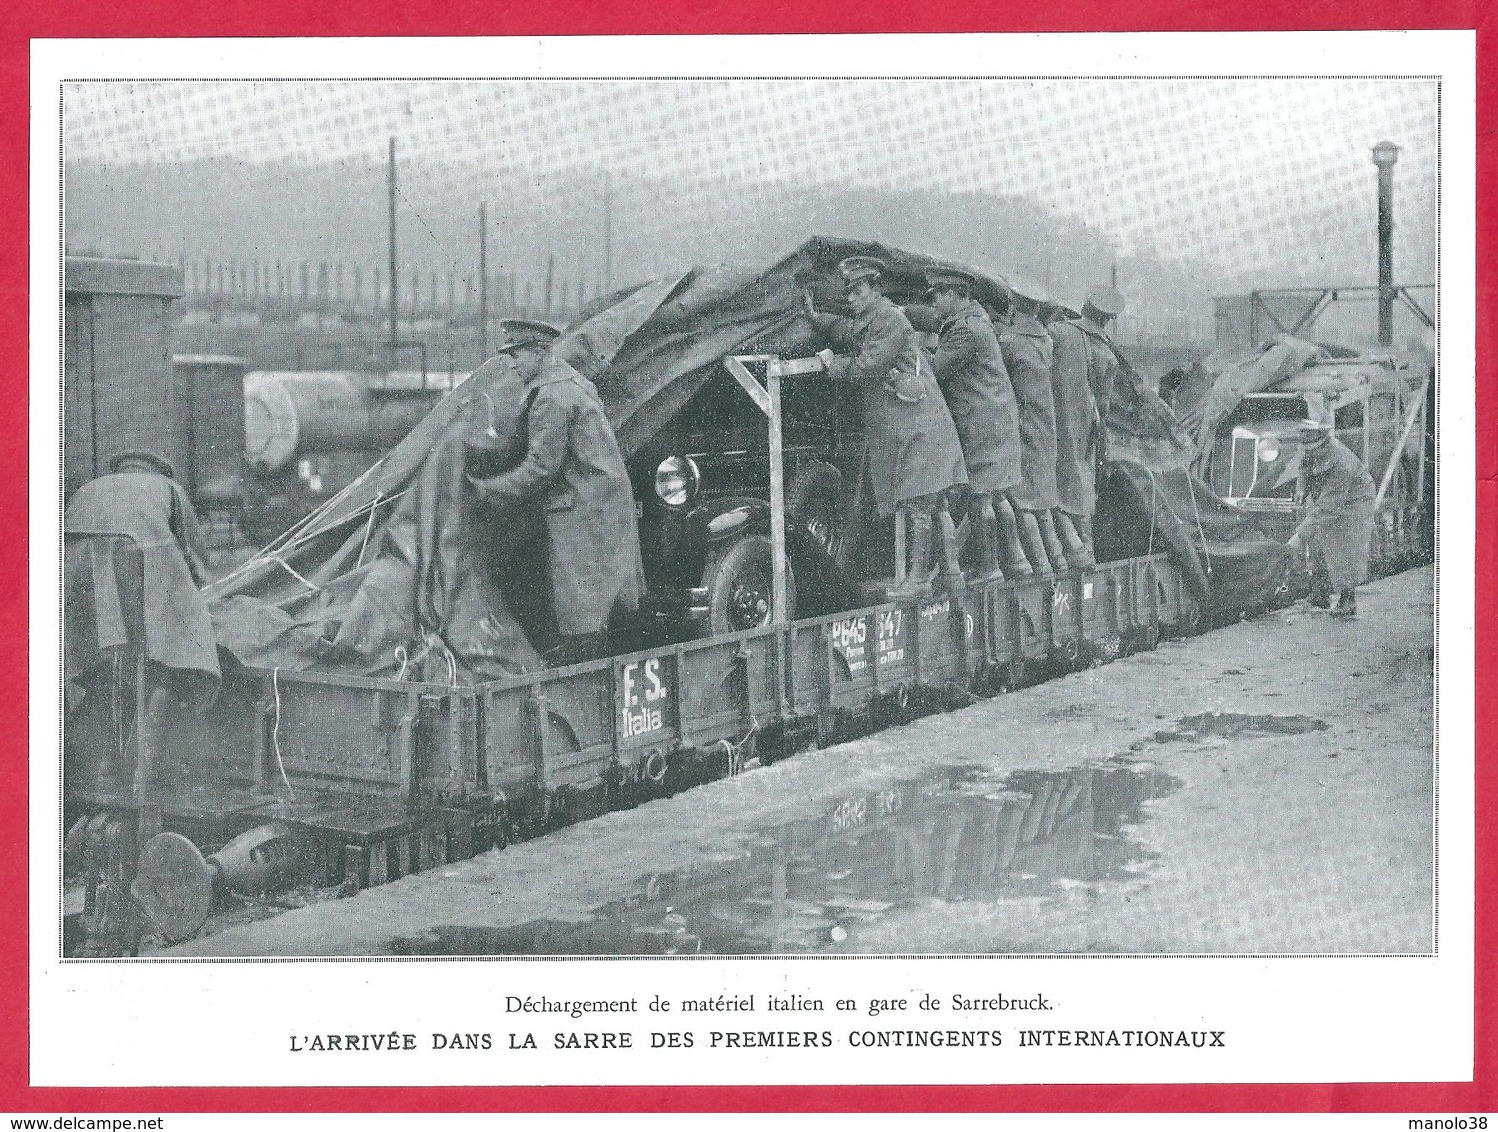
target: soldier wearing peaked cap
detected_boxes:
[997,278,1070,576]
[496,318,560,352]
[468,318,645,664]
[1047,284,1128,571]
[923,266,1032,585]
[1287,418,1376,618]
[804,256,968,601]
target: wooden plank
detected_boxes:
[767,367,788,627]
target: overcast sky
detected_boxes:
[63,78,1439,278]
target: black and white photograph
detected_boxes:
[35,32,1473,1089]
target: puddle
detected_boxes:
[389,761,1183,957]
[1135,712,1328,749]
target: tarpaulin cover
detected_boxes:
[206,236,1282,678]
[207,274,687,680]
[1096,462,1291,620]
[1167,335,1327,466]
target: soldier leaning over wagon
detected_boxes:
[1047,285,1127,570]
[1287,418,1377,618]
[467,319,646,665]
[997,274,1072,576]
[64,452,220,794]
[923,266,1033,583]
[804,256,969,601]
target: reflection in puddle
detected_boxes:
[390,762,1182,957]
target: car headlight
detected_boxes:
[654,455,700,507]
[1257,436,1280,463]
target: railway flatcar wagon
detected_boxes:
[63,261,1209,954]
[66,550,1192,953]
[478,553,1186,824]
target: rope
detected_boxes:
[403,632,460,687]
[268,555,320,594]
[208,471,403,593]
[715,717,761,778]
[269,668,296,801]
[355,491,384,569]
[111,650,126,767]
[211,483,412,596]
[1146,469,1158,560]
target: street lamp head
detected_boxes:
[1372,140,1401,167]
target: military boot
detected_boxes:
[1018,510,1054,577]
[973,500,1006,585]
[1055,512,1093,570]
[1038,510,1068,572]
[1075,514,1098,571]
[1329,588,1358,618]
[887,511,935,602]
[936,507,967,596]
[995,497,1033,579]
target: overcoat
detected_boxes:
[1295,434,1377,590]
[64,471,220,709]
[470,357,646,636]
[998,310,1061,511]
[1048,316,1120,517]
[813,295,967,516]
[931,298,1022,495]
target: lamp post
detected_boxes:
[1372,140,1400,347]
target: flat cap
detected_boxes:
[110,450,178,480]
[1297,417,1332,439]
[924,266,978,292]
[1084,285,1127,319]
[496,318,560,353]
[838,256,887,285]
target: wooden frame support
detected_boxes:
[722,354,827,628]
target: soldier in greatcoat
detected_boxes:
[924,266,1032,583]
[805,256,968,600]
[467,319,645,664]
[1287,418,1377,618]
[1047,285,1127,570]
[64,452,220,793]
[997,275,1071,576]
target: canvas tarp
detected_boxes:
[1166,335,1327,467]
[207,274,688,680]
[597,236,1194,475]
[1096,461,1291,621]
[206,236,1283,679]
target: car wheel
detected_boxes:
[704,534,796,635]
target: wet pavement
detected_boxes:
[174,565,1435,957]
[389,762,1184,956]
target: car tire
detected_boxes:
[704,534,796,635]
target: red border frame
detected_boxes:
[4,0,1490,1113]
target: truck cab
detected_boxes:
[1204,353,1430,567]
